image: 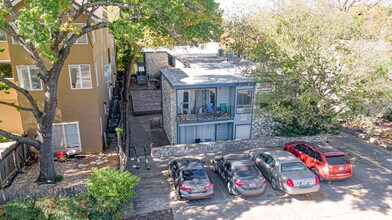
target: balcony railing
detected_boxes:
[177,105,234,122]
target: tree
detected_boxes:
[0,0,222,183]
[223,1,392,135]
[108,0,222,99]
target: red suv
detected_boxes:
[283,141,352,180]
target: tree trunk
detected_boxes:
[36,74,60,183]
[37,138,57,183]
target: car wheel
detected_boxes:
[271,177,278,190]
[311,168,321,180]
[227,181,234,195]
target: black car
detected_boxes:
[211,154,266,196]
[168,158,214,200]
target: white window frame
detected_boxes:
[104,64,111,83]
[74,23,88,44]
[95,62,99,87]
[0,30,7,42]
[68,64,93,89]
[52,122,82,151]
[99,117,103,135]
[16,65,43,91]
[92,30,96,44]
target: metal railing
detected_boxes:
[177,105,234,122]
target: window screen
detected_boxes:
[236,90,252,113]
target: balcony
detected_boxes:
[177,105,234,123]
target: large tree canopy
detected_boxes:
[223,0,392,136]
[0,0,222,183]
[108,0,221,96]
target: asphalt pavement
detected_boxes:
[127,132,392,220]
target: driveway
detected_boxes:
[127,133,392,220]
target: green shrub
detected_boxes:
[87,168,139,212]
[0,198,38,220]
[0,168,139,220]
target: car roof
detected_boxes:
[290,142,344,155]
[266,150,302,163]
[223,154,249,161]
[174,158,204,170]
[231,160,254,167]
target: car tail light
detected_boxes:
[315,176,320,184]
[286,179,294,187]
[180,184,190,191]
[205,182,213,190]
[260,179,266,184]
[234,179,245,187]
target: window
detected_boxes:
[92,30,96,44]
[104,64,111,82]
[94,63,98,87]
[0,63,12,77]
[235,124,251,140]
[0,30,7,42]
[68,64,92,89]
[236,89,253,113]
[74,23,87,44]
[16,65,42,90]
[52,122,81,152]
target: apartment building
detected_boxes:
[0,0,116,153]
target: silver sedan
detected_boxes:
[249,149,320,195]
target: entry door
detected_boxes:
[235,124,251,140]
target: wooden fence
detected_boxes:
[0,143,29,187]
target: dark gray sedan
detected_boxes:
[211,154,266,196]
[168,158,214,200]
[249,149,320,195]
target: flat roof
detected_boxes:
[161,52,256,89]
[161,67,255,89]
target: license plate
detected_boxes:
[193,187,204,192]
[249,183,256,188]
[339,167,344,171]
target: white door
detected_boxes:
[235,124,251,140]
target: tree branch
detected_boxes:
[0,77,42,119]
[0,129,40,148]
[2,0,49,80]
[0,100,34,112]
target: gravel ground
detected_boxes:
[5,149,118,192]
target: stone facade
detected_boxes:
[251,112,275,137]
[145,52,169,89]
[161,76,177,145]
[151,134,329,157]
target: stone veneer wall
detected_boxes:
[251,114,275,138]
[151,134,329,157]
[145,52,169,79]
[162,76,177,145]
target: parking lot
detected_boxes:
[128,133,392,220]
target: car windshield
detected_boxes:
[234,165,260,177]
[281,162,306,172]
[181,169,208,181]
[325,156,350,165]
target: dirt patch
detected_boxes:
[5,152,118,192]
